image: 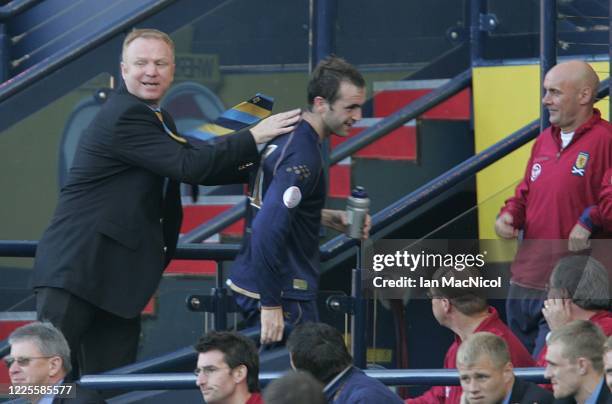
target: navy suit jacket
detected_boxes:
[32,85,257,318]
[508,377,553,404]
[553,380,611,404]
[52,382,107,404]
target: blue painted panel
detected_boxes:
[191,0,309,66]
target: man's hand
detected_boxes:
[494,212,518,239]
[542,298,572,331]
[250,109,301,144]
[321,209,371,239]
[568,223,591,251]
[260,306,284,344]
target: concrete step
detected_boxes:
[331,118,417,161]
[374,79,471,120]
[167,196,246,277]
[329,159,351,198]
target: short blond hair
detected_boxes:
[548,320,605,372]
[122,28,175,62]
[457,332,511,369]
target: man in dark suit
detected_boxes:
[545,320,611,404]
[457,332,553,404]
[31,28,300,377]
[6,322,106,403]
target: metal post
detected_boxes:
[213,264,228,330]
[469,0,486,66]
[540,0,556,132]
[0,23,8,82]
[309,0,337,204]
[351,245,366,368]
[309,0,336,71]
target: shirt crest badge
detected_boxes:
[571,152,589,177]
[530,163,542,182]
[285,164,311,181]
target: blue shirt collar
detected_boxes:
[38,379,64,404]
[501,384,513,404]
[584,377,605,404]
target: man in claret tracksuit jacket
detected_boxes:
[495,60,612,357]
[407,267,534,404]
[228,56,369,345]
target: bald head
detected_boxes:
[547,61,599,101]
[543,60,600,132]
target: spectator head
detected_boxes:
[263,371,325,404]
[287,322,352,384]
[6,322,71,388]
[542,60,600,133]
[456,332,514,404]
[544,320,606,401]
[548,255,610,310]
[429,266,488,326]
[194,331,259,404]
[604,335,612,391]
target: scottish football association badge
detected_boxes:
[571,152,589,177]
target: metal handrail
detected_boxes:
[180,68,473,243]
[0,240,242,261]
[0,239,35,257]
[0,0,44,20]
[0,0,178,103]
[79,368,548,390]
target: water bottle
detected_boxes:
[346,186,370,239]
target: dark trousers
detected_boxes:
[506,283,549,358]
[233,293,319,341]
[35,287,140,377]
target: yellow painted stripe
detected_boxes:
[234,101,271,118]
[197,123,235,135]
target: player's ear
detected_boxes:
[312,96,328,113]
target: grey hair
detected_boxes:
[8,322,72,374]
